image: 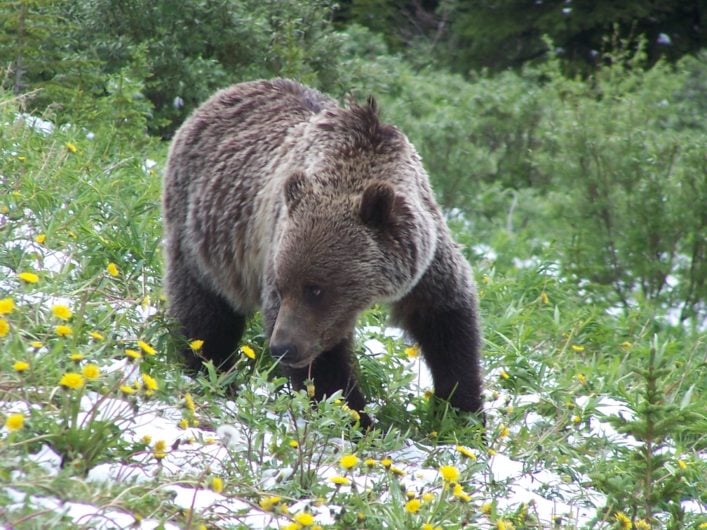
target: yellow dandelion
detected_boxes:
[189,339,204,351]
[404,498,421,514]
[405,345,420,358]
[13,360,30,373]
[120,384,136,395]
[137,340,156,356]
[190,418,199,427]
[106,262,119,277]
[339,454,359,470]
[455,445,477,460]
[453,483,471,502]
[153,439,168,460]
[571,414,582,424]
[405,491,416,500]
[65,142,78,153]
[381,457,393,469]
[89,331,105,341]
[52,304,73,320]
[0,319,9,338]
[439,465,460,483]
[210,476,224,494]
[0,297,15,315]
[571,344,585,352]
[59,372,84,390]
[241,345,256,359]
[288,439,299,448]
[178,418,189,429]
[576,373,587,385]
[294,512,315,526]
[620,341,633,350]
[635,520,651,530]
[34,233,46,244]
[497,521,515,530]
[125,349,142,360]
[184,393,196,412]
[5,413,25,432]
[141,373,158,394]
[499,369,510,380]
[283,524,300,530]
[141,434,152,444]
[422,525,443,530]
[55,324,73,337]
[30,341,43,349]
[481,502,493,514]
[677,459,687,471]
[82,363,101,380]
[364,458,378,467]
[615,512,632,530]
[499,425,510,438]
[540,291,549,304]
[18,271,39,283]
[69,352,84,362]
[390,466,406,476]
[259,496,281,511]
[487,448,497,456]
[422,492,435,503]
[329,475,350,486]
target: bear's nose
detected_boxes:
[270,343,299,364]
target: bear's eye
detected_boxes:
[303,284,323,306]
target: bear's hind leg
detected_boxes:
[166,260,245,371]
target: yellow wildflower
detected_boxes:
[259,496,281,511]
[576,373,587,385]
[120,384,136,395]
[18,271,39,283]
[677,459,687,471]
[30,341,43,349]
[55,324,73,337]
[106,262,119,277]
[0,319,9,337]
[59,372,84,390]
[141,434,152,444]
[210,476,224,494]
[52,304,73,321]
[422,525,443,530]
[390,466,406,476]
[189,339,204,351]
[137,340,156,356]
[615,512,632,530]
[69,352,84,362]
[13,360,30,373]
[571,344,585,352]
[635,520,651,530]
[5,413,25,431]
[283,524,300,530]
[294,512,315,526]
[0,297,15,315]
[499,369,510,380]
[329,475,350,486]
[497,521,515,530]
[620,341,633,350]
[364,458,378,467]
[34,233,46,244]
[125,349,142,360]
[153,439,167,460]
[65,142,78,154]
[339,454,359,470]
[381,457,393,468]
[540,291,549,304]
[178,418,189,429]
[306,382,316,397]
[404,499,421,513]
[487,448,497,456]
[89,331,105,341]
[456,445,477,460]
[141,373,158,395]
[241,345,256,359]
[288,439,299,448]
[422,492,435,503]
[453,483,471,502]
[184,393,196,412]
[499,425,510,438]
[82,363,101,380]
[481,502,493,514]
[439,465,460,483]
[571,414,582,424]
[405,344,420,358]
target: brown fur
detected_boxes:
[163,79,483,425]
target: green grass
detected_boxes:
[1,93,705,530]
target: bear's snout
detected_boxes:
[270,343,299,364]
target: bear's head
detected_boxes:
[268,171,432,368]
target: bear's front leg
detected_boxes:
[393,242,484,414]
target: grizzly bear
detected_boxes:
[162,79,483,425]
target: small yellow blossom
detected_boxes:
[615,512,632,530]
[339,454,359,470]
[189,339,204,351]
[405,344,420,358]
[13,360,30,372]
[153,439,168,460]
[259,496,281,511]
[571,414,582,424]
[30,341,43,349]
[69,352,84,362]
[141,434,152,444]
[453,483,472,502]
[499,369,510,380]
[364,458,377,467]
[5,413,25,431]
[455,445,477,460]
[677,459,687,471]
[125,349,142,360]
[0,298,15,315]
[106,262,119,277]
[34,233,46,244]
[499,424,511,438]
[241,345,256,359]
[0,319,9,337]
[288,439,299,448]
[137,340,156,356]
[487,448,497,456]
[210,476,224,494]
[422,492,435,503]
[571,344,585,352]
[422,524,443,530]
[404,499,421,514]
[635,520,651,530]
[283,524,300,530]
[178,418,189,429]
[481,502,493,514]
[141,373,158,395]
[55,324,73,337]
[184,393,196,412]
[65,142,78,153]
[82,363,101,380]
[390,466,406,476]
[439,465,460,483]
[306,382,316,397]
[294,512,315,526]
[329,475,350,486]
[89,331,105,341]
[576,373,587,385]
[52,304,73,320]
[540,291,549,304]
[497,521,515,530]
[18,271,39,283]
[120,385,136,395]
[381,457,393,468]
[620,341,633,350]
[59,372,84,390]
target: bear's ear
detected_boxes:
[360,181,396,228]
[284,171,310,213]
